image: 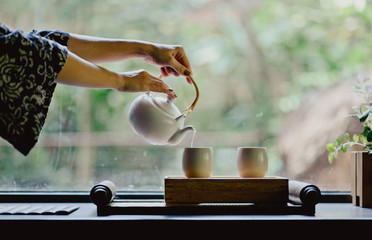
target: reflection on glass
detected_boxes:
[1,0,370,191]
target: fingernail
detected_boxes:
[168,93,177,100]
[184,69,191,76]
[187,77,192,85]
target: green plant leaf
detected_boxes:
[326,143,337,152]
[336,138,342,146]
[328,152,334,164]
[361,126,371,137]
[361,135,368,144]
[344,133,350,142]
[367,131,372,142]
[353,134,359,142]
[361,105,369,113]
[359,108,371,123]
[364,144,372,149]
[334,150,339,159]
[341,145,347,153]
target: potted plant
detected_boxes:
[326,75,372,207]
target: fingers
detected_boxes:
[150,76,177,99]
[160,66,180,77]
[157,46,193,84]
[160,67,168,77]
[186,77,192,84]
[169,58,191,77]
[142,71,177,99]
[160,59,192,85]
[119,70,177,98]
[174,46,192,75]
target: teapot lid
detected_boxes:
[149,93,182,118]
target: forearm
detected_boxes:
[56,51,176,97]
[67,33,153,63]
[56,51,121,89]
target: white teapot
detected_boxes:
[129,92,194,145]
[129,76,199,145]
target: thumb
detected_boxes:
[170,58,191,77]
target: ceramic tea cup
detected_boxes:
[237,147,268,178]
[182,147,213,178]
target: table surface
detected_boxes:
[1,202,372,235]
[0,202,371,220]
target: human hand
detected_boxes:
[144,44,193,84]
[117,69,177,98]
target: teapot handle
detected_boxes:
[158,74,199,118]
[181,75,199,118]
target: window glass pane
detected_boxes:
[1,0,370,191]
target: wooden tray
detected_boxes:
[164,177,288,206]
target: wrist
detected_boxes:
[131,41,155,59]
[112,71,126,91]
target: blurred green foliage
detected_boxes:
[1,0,372,190]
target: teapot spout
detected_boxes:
[168,125,195,145]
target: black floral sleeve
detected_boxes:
[0,22,69,155]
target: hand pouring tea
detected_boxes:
[129,75,199,145]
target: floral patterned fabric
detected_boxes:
[0,22,69,155]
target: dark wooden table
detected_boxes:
[0,202,371,236]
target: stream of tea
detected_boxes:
[190,128,196,148]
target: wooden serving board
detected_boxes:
[164,177,288,206]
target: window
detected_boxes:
[1,0,370,191]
